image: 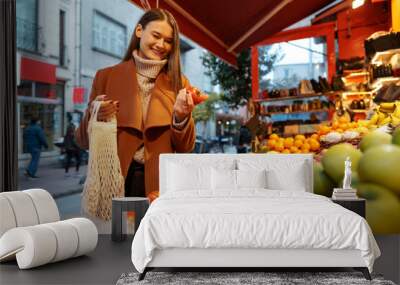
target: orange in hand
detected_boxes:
[187,86,208,105]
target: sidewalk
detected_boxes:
[18,164,87,199]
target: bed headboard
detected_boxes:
[159,153,314,195]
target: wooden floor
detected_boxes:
[0,235,133,285]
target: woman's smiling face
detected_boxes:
[135,20,173,60]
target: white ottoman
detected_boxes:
[0,189,98,269]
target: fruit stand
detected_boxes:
[250,1,400,234]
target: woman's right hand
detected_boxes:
[91,95,119,121]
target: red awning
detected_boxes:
[20,57,56,84]
[129,0,333,66]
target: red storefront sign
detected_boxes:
[73,87,85,104]
[20,57,56,84]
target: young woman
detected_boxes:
[76,9,196,197]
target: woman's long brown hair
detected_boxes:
[123,9,182,94]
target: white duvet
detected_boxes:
[131,190,380,273]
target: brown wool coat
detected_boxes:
[76,60,196,195]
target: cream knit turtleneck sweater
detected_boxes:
[133,50,167,121]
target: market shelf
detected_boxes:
[254,93,328,103]
[347,109,369,113]
[371,48,400,65]
[261,109,328,115]
[341,91,375,96]
[342,71,370,85]
[370,77,400,89]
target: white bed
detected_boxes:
[131,154,380,280]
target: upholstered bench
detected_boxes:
[0,189,98,269]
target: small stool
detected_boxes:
[111,197,149,242]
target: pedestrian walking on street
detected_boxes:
[64,124,81,177]
[237,125,252,153]
[23,117,48,178]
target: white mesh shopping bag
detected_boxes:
[81,101,124,220]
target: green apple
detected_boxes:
[321,143,362,183]
[313,162,335,197]
[355,182,400,234]
[360,130,392,152]
[358,144,400,195]
[392,127,400,146]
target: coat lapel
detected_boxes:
[144,72,176,132]
[105,60,143,131]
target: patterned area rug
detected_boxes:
[116,271,395,285]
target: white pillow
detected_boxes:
[266,165,307,191]
[236,169,267,189]
[166,158,236,192]
[211,168,237,190]
[237,157,310,192]
[167,158,236,171]
[167,162,211,191]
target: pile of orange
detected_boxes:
[265,118,371,154]
[316,117,360,136]
[266,133,320,154]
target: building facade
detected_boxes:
[17,0,78,167]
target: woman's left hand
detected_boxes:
[173,88,194,122]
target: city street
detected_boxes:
[55,193,82,219]
[18,164,86,218]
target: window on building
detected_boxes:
[17,80,63,153]
[17,81,59,100]
[17,80,34,97]
[36,82,56,99]
[59,10,66,66]
[92,11,127,58]
[16,0,38,52]
[20,103,61,153]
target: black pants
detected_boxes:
[65,149,81,173]
[125,161,145,197]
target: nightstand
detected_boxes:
[111,197,149,242]
[331,198,366,218]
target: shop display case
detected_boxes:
[254,92,332,137]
